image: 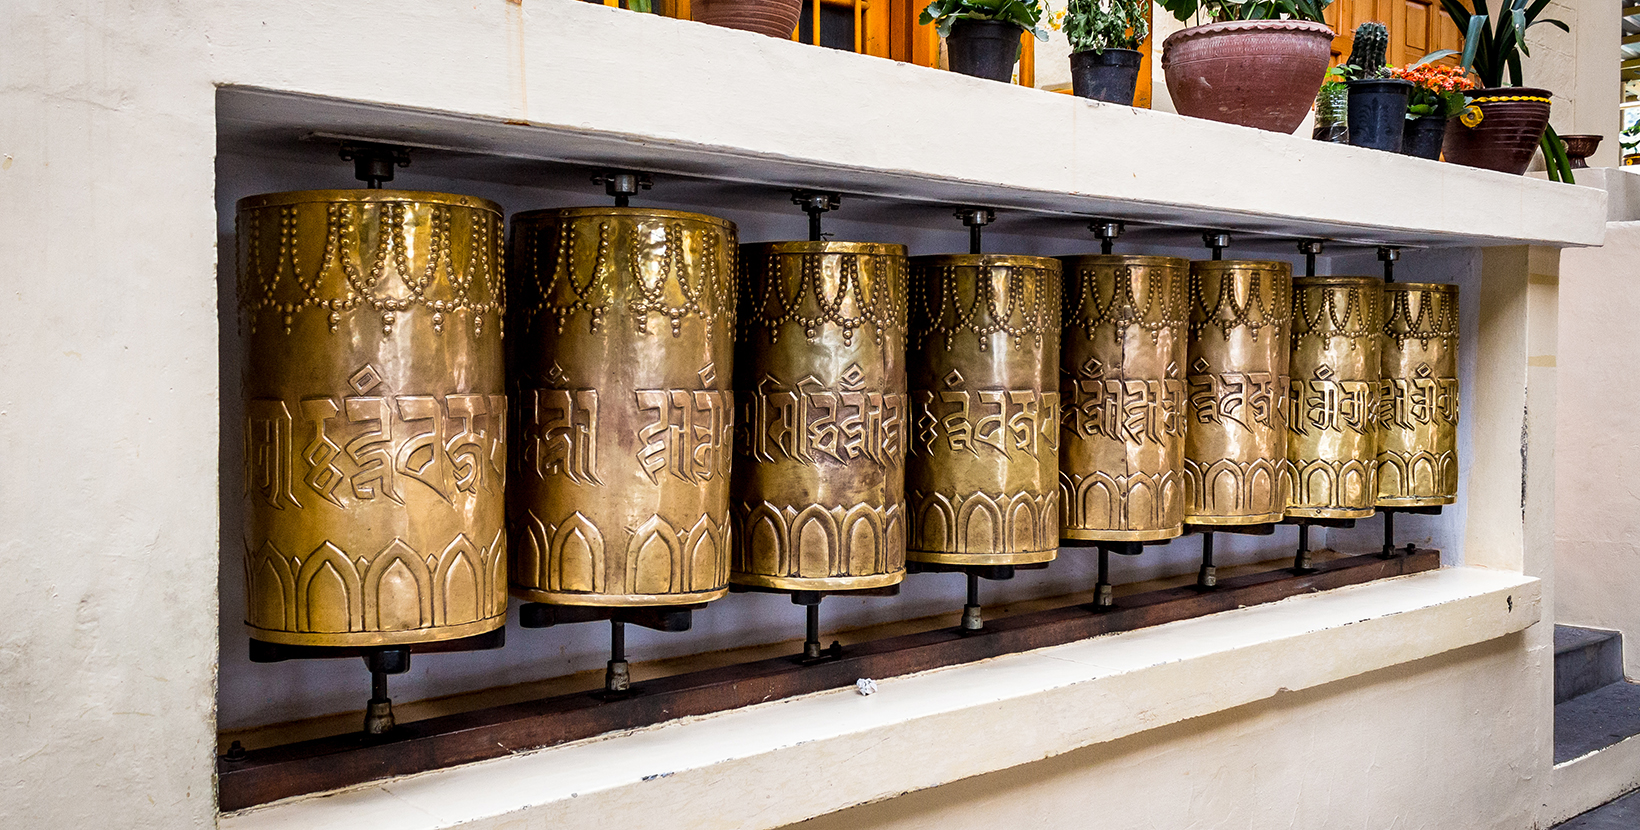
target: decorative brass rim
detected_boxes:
[512,205,736,230]
[910,254,1064,269]
[1285,507,1377,520]
[1184,512,1287,526]
[236,188,503,215]
[248,615,505,648]
[907,549,1059,566]
[1383,282,1458,293]
[729,570,907,592]
[1060,526,1184,542]
[1059,254,1192,270]
[508,588,731,607]
[745,240,909,256]
[1375,497,1456,508]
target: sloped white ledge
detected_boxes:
[222,566,1540,830]
[208,0,1605,250]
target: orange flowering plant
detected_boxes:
[1390,60,1477,120]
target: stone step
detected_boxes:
[1553,787,1640,828]
[1556,625,1625,705]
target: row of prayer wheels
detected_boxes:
[237,183,1458,655]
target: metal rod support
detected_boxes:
[1095,545,1114,608]
[1299,240,1325,278]
[1379,246,1400,283]
[1204,232,1231,261]
[605,621,631,694]
[1381,509,1396,558]
[1294,522,1314,572]
[1198,532,1218,589]
[962,572,983,631]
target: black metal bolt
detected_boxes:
[339,142,410,190]
[958,207,995,255]
[1378,246,1400,283]
[793,190,842,242]
[1198,532,1217,589]
[593,170,653,207]
[1299,240,1325,278]
[1091,220,1125,255]
[1203,232,1231,261]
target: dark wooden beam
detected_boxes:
[218,549,1439,812]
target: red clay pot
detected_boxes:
[693,0,803,38]
[1441,88,1552,175]
[1162,19,1335,133]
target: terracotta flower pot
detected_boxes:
[693,0,803,38]
[1161,19,1334,133]
[1441,87,1552,175]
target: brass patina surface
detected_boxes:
[732,242,909,590]
[1286,276,1383,519]
[1184,260,1293,525]
[1377,282,1459,506]
[238,189,508,647]
[905,255,1061,565]
[508,207,736,606]
[1059,255,1191,542]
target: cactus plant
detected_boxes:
[1343,22,1388,78]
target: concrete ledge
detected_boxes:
[1552,732,1640,825]
[210,1,1606,250]
[222,566,1540,830]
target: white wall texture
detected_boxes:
[1556,220,1640,675]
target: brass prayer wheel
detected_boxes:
[238,189,508,647]
[1378,282,1459,506]
[732,242,909,590]
[1184,260,1293,525]
[509,207,736,606]
[1059,254,1191,541]
[905,255,1061,565]
[1286,276,1383,519]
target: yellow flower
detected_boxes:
[1459,105,1484,128]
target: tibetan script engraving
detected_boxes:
[1289,365,1378,436]
[744,368,905,467]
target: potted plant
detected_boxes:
[921,0,1051,82]
[1335,23,1412,152]
[1312,78,1348,143]
[693,0,804,38]
[1052,0,1151,104]
[1437,0,1566,174]
[1158,0,1335,133]
[1390,60,1474,160]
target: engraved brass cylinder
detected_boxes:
[905,255,1062,565]
[1377,282,1459,506]
[237,189,508,647]
[1058,255,1192,541]
[508,208,737,606]
[1285,276,1384,519]
[1184,260,1293,525]
[732,242,909,590]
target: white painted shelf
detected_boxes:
[211,0,1604,250]
[222,566,1539,829]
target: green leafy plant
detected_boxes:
[1437,0,1568,89]
[1313,81,1348,128]
[1540,124,1574,182]
[1159,0,1332,25]
[1622,121,1640,155]
[920,0,1051,40]
[1052,0,1151,53]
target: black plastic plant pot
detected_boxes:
[1070,48,1142,104]
[1346,78,1412,152]
[946,19,1023,82]
[1402,113,1448,160]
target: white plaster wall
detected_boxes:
[1555,221,1640,676]
[1526,0,1622,168]
[0,2,219,828]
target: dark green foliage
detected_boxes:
[1062,0,1150,53]
[1437,0,1569,88]
[1159,0,1332,24]
[920,0,1051,39]
[1346,22,1388,77]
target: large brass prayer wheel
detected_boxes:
[1378,282,1460,506]
[508,208,736,606]
[1286,276,1383,519]
[1059,255,1191,541]
[905,255,1061,565]
[732,242,909,590]
[1184,260,1293,525]
[237,190,508,647]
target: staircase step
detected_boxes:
[1555,680,1640,764]
[1553,786,1640,828]
[1556,625,1625,705]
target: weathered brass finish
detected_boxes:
[509,208,737,606]
[1059,255,1192,541]
[237,190,508,647]
[905,255,1061,565]
[732,242,909,590]
[1378,282,1459,506]
[1184,260,1293,525]
[1285,276,1383,519]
